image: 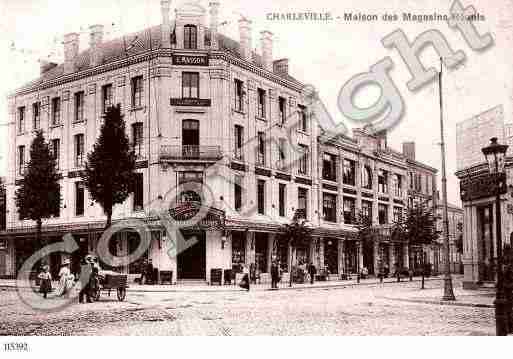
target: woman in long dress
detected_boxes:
[55,259,74,297]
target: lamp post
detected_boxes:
[482,137,509,336]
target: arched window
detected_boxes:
[184,25,197,49]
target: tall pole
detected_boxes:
[495,172,507,335]
[439,57,456,301]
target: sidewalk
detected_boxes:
[0,275,447,293]
[379,287,496,308]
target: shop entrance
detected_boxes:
[324,238,338,274]
[177,231,206,280]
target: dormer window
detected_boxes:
[184,25,197,49]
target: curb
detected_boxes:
[380,296,495,308]
[0,277,445,294]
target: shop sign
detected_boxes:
[460,173,507,202]
[170,98,211,107]
[172,54,209,66]
[169,202,225,230]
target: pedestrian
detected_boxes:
[38,264,52,299]
[239,264,250,291]
[139,259,148,285]
[271,261,279,289]
[145,259,154,284]
[56,259,74,297]
[308,262,316,285]
[79,256,93,304]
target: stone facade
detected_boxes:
[1,1,439,283]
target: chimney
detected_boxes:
[273,58,289,75]
[238,18,252,61]
[260,31,273,71]
[402,142,416,160]
[209,2,220,49]
[63,32,79,73]
[40,60,58,75]
[161,0,171,48]
[89,24,104,67]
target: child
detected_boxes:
[38,265,52,299]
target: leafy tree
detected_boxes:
[83,105,136,229]
[352,210,373,275]
[354,210,373,245]
[15,131,61,262]
[403,204,440,287]
[281,210,313,286]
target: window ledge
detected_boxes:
[297,129,309,135]
[16,132,26,136]
[130,106,145,112]
[50,124,63,129]
[255,116,267,122]
[232,109,245,115]
[72,120,86,125]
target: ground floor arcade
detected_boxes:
[1,224,435,284]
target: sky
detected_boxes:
[1,0,512,206]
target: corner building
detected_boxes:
[1,1,439,283]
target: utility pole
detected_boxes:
[439,57,456,301]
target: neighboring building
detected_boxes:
[1,1,440,283]
[402,142,440,273]
[435,201,464,274]
[455,105,513,289]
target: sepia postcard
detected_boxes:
[0,0,512,356]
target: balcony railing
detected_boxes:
[159,145,223,162]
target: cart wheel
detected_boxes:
[117,288,126,301]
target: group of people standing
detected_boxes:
[37,255,101,303]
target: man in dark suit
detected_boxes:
[271,261,279,289]
[308,262,316,285]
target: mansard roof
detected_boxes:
[15,24,302,95]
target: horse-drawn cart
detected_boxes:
[91,274,128,302]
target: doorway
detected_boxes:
[177,231,206,280]
[182,119,199,158]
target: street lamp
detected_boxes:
[482,137,509,336]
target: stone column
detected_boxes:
[339,239,345,275]
[373,241,380,275]
[403,244,410,269]
[245,231,255,265]
[318,238,325,269]
[358,241,364,272]
[267,233,275,273]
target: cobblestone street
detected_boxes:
[0,279,495,336]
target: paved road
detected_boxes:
[0,280,495,336]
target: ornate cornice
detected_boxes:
[10,48,304,99]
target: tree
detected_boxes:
[281,210,313,287]
[353,210,373,278]
[15,130,61,263]
[402,204,440,288]
[83,105,136,229]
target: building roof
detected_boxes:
[16,24,302,94]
